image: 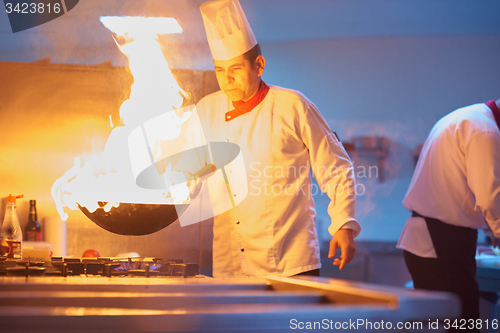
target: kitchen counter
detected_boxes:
[0,275,459,332]
[476,266,500,293]
[476,251,500,292]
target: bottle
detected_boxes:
[0,194,23,259]
[24,200,41,241]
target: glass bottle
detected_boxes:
[24,200,41,241]
[0,194,23,258]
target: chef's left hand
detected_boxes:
[328,229,356,270]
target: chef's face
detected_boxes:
[214,54,265,102]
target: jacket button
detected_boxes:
[240,248,244,252]
[236,221,240,224]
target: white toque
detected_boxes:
[200,0,257,61]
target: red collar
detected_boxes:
[225,81,270,122]
[485,100,500,130]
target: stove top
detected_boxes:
[0,257,199,278]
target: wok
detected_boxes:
[78,202,189,236]
[77,161,216,236]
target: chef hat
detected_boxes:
[200,0,257,61]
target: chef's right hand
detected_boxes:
[185,164,215,201]
[187,177,202,200]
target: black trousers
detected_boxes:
[404,212,479,331]
[294,269,320,277]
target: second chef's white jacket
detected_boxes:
[398,102,500,258]
[196,85,360,277]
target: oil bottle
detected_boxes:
[0,194,23,258]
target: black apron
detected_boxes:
[411,211,477,270]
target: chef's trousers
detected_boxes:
[404,212,479,332]
[294,269,320,277]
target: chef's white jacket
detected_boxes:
[398,102,500,258]
[196,85,360,277]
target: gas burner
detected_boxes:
[15,260,45,267]
[63,257,197,277]
[6,265,46,277]
[169,263,200,277]
[0,257,199,278]
[127,264,161,277]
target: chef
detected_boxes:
[398,99,500,328]
[196,0,360,277]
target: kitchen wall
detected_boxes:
[1,0,500,270]
[131,32,500,243]
[1,32,499,257]
[258,34,500,242]
[0,60,219,266]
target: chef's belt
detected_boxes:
[411,211,477,268]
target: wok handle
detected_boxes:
[184,164,215,180]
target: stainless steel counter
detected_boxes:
[0,275,459,332]
[476,266,500,293]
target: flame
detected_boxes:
[52,16,191,221]
[100,16,182,39]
